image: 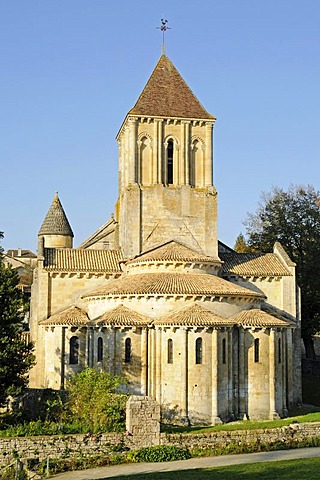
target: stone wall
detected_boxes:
[2,422,320,467]
[161,422,320,449]
[126,395,160,447]
[0,432,124,465]
[1,396,320,467]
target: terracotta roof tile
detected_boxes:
[220,252,291,277]
[95,305,150,326]
[44,248,123,273]
[154,303,234,327]
[84,272,264,299]
[39,193,73,237]
[129,55,215,120]
[127,241,220,265]
[39,306,89,326]
[231,309,291,327]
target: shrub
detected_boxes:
[127,445,191,463]
[66,368,128,432]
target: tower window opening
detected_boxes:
[167,140,174,184]
[125,337,132,363]
[70,336,79,365]
[195,337,203,364]
[167,339,173,364]
[97,337,103,362]
[254,338,260,363]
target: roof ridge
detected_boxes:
[127,240,220,264]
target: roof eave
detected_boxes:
[116,113,216,141]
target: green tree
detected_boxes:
[243,185,320,358]
[0,232,35,407]
[234,233,251,253]
[66,368,127,432]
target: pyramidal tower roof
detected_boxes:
[38,192,74,237]
[129,55,215,120]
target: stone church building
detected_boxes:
[29,54,301,424]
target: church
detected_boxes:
[29,53,302,425]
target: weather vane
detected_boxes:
[157,18,171,55]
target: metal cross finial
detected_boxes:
[157,18,171,55]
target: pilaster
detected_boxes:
[269,328,280,419]
[141,328,148,396]
[211,328,222,424]
[205,122,213,186]
[180,328,188,420]
[239,328,246,418]
[128,117,138,184]
[155,327,162,403]
[157,119,163,183]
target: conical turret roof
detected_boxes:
[38,192,74,237]
[129,55,215,120]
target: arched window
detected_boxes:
[140,136,152,184]
[222,338,226,364]
[278,337,282,364]
[70,336,79,365]
[254,338,260,363]
[167,339,173,364]
[125,338,131,363]
[97,337,103,363]
[195,337,203,365]
[167,140,174,184]
[191,139,204,187]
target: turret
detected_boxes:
[38,192,73,251]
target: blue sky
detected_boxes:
[1,0,319,252]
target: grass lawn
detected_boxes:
[97,457,320,479]
[162,409,320,434]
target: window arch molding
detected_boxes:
[190,135,205,148]
[137,131,153,148]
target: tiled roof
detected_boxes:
[220,252,291,277]
[231,309,291,327]
[6,249,36,258]
[95,305,150,326]
[44,248,123,273]
[154,303,234,327]
[39,306,89,326]
[129,55,215,120]
[84,273,264,299]
[127,241,220,265]
[39,193,74,237]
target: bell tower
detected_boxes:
[116,55,218,259]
